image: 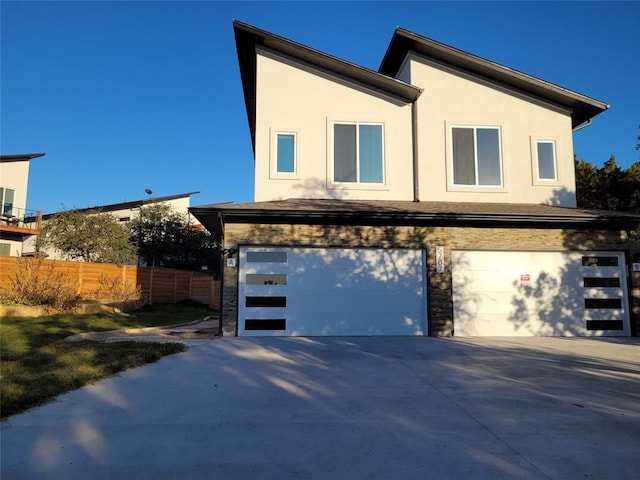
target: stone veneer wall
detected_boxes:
[221,223,640,336]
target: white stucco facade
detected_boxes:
[399,54,576,206]
[254,48,415,202]
[252,46,580,207]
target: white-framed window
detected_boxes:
[333,122,384,184]
[0,187,15,216]
[532,139,557,182]
[276,133,296,174]
[270,130,299,178]
[451,126,502,187]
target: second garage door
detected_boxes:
[238,247,427,336]
[452,250,631,336]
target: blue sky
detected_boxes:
[2,1,638,214]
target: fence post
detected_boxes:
[173,269,178,303]
[149,267,154,305]
[77,263,83,296]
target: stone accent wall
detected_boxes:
[221,223,639,336]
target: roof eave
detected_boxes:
[379,28,609,128]
[0,153,46,163]
[193,206,637,231]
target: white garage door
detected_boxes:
[238,247,426,336]
[452,251,631,336]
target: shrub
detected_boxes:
[0,258,81,311]
[93,274,143,303]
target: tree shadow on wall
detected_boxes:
[236,224,437,336]
[503,186,636,337]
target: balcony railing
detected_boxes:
[1,207,42,230]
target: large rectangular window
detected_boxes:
[276,133,296,173]
[536,141,557,181]
[0,188,15,216]
[452,127,502,186]
[334,123,383,183]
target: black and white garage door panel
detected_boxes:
[452,251,630,336]
[238,247,426,336]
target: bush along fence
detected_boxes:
[0,257,220,308]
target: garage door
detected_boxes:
[452,251,631,336]
[238,247,426,336]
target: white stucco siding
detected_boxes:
[0,161,30,212]
[254,48,414,202]
[407,54,577,206]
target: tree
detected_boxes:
[575,155,640,213]
[42,209,136,264]
[129,204,220,272]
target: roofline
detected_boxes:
[0,153,46,163]
[379,27,609,128]
[190,203,640,236]
[40,191,201,220]
[233,20,422,152]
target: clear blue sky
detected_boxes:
[2,1,638,214]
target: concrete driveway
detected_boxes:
[2,336,639,479]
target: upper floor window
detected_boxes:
[535,140,557,181]
[333,123,384,183]
[0,187,15,216]
[276,133,296,174]
[452,126,502,187]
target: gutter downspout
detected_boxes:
[572,119,592,133]
[412,99,420,202]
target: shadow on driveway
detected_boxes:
[2,336,639,479]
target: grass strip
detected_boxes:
[1,303,211,418]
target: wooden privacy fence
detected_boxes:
[0,257,220,308]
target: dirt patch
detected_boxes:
[66,317,221,344]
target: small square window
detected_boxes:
[276,133,296,174]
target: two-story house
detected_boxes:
[191,22,640,338]
[0,153,44,257]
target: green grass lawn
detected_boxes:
[0,302,213,419]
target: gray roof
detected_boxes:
[379,27,608,128]
[190,199,640,238]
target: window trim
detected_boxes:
[446,123,505,191]
[530,137,560,185]
[270,129,299,179]
[328,119,388,190]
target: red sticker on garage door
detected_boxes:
[520,274,531,287]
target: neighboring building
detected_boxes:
[0,153,44,257]
[35,191,201,261]
[191,22,640,338]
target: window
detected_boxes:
[0,243,10,256]
[451,127,502,186]
[246,274,287,285]
[0,188,15,216]
[334,123,383,183]
[276,133,296,174]
[246,251,288,263]
[535,141,557,181]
